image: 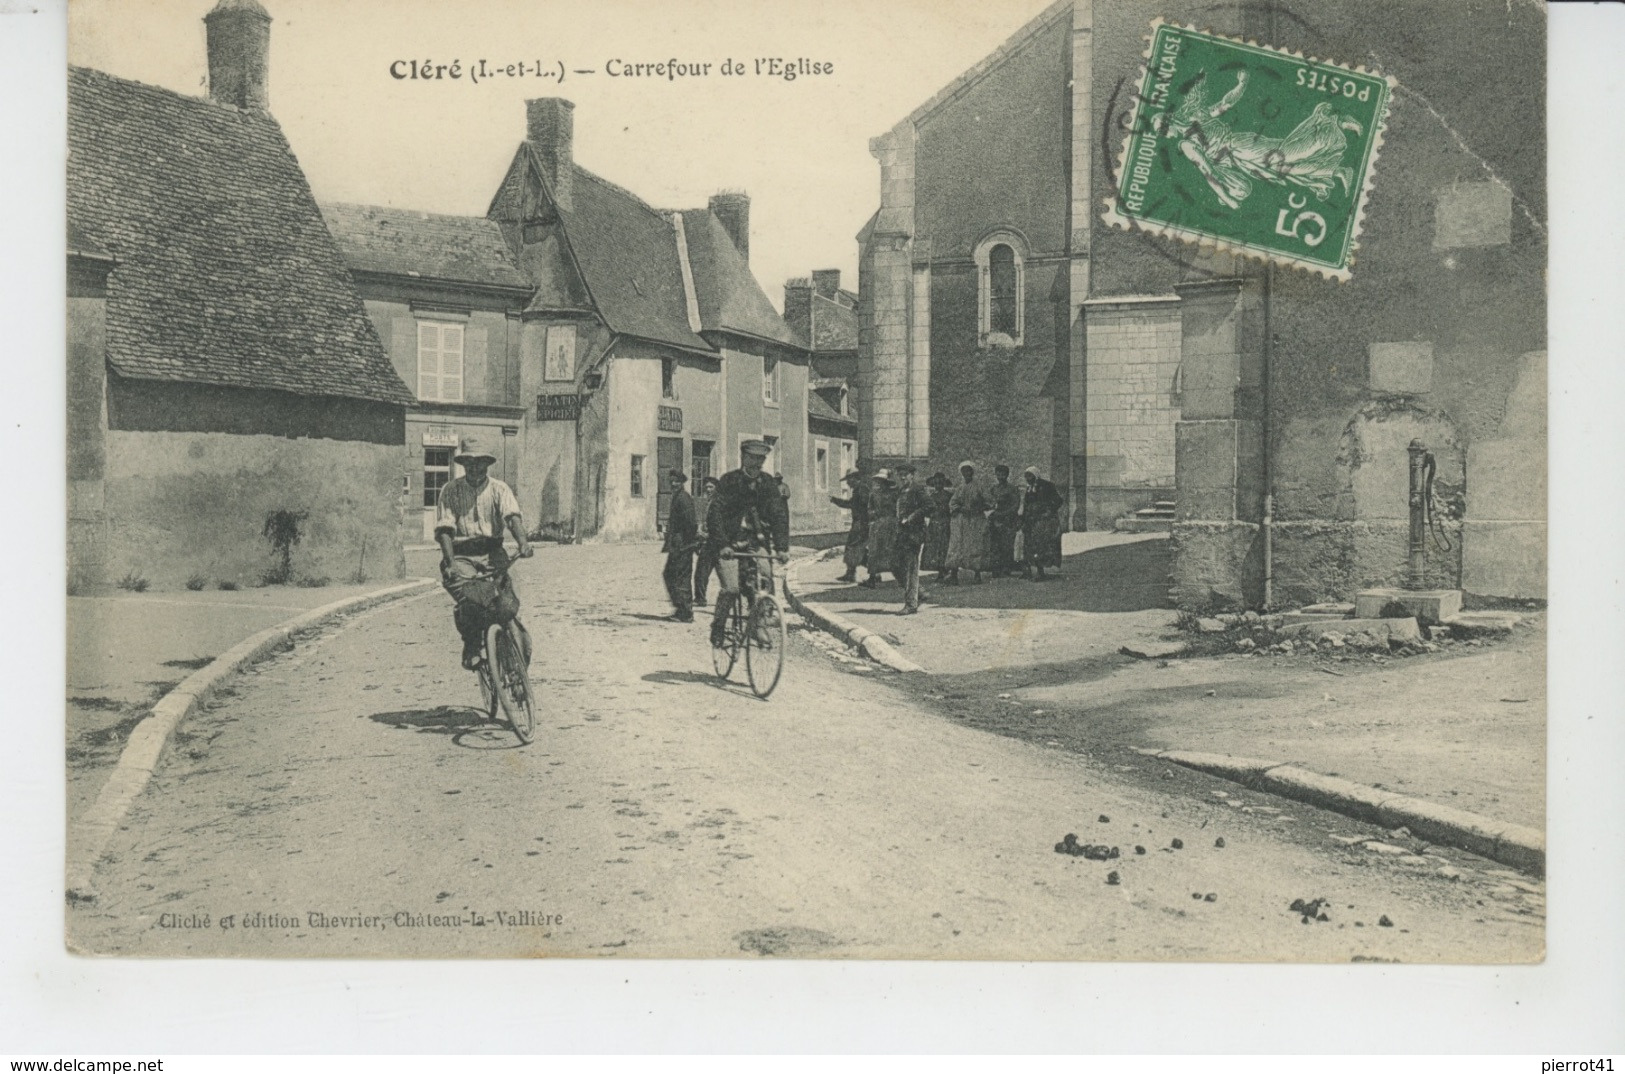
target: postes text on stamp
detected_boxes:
[1103,19,1395,280]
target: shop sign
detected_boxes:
[422,424,460,447]
[657,405,683,433]
[536,393,582,421]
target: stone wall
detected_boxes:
[1083,296,1181,527]
[100,426,406,591]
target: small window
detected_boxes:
[690,440,714,484]
[423,447,453,508]
[630,454,645,498]
[418,322,464,402]
[989,244,1018,337]
[763,355,780,405]
[544,324,576,382]
[661,357,675,399]
[975,230,1027,346]
[815,441,829,491]
[840,440,855,479]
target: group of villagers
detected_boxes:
[829,460,1066,601]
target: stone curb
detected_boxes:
[1133,748,1545,877]
[783,549,925,674]
[67,578,438,902]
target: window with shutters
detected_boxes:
[762,355,780,405]
[630,454,645,498]
[417,321,465,402]
[815,440,829,491]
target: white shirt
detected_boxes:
[435,476,522,539]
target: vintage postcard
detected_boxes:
[64,0,1547,962]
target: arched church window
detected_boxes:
[974,229,1027,348]
[989,244,1017,337]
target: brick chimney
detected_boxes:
[812,268,841,299]
[527,98,574,211]
[783,277,813,340]
[205,0,271,111]
[709,192,750,262]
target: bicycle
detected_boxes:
[455,557,535,745]
[710,548,788,698]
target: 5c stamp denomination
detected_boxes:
[1104,18,1395,279]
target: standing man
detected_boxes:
[692,475,719,605]
[893,463,930,614]
[1020,466,1064,582]
[987,464,1021,578]
[707,440,788,647]
[662,469,698,622]
[436,435,533,670]
[830,469,869,584]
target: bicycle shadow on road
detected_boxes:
[641,669,763,700]
[365,706,526,750]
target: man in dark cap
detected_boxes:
[893,462,930,614]
[692,475,720,604]
[662,468,698,622]
[707,439,789,647]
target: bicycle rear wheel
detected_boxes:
[490,622,535,745]
[744,593,787,698]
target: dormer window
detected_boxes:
[974,229,1028,348]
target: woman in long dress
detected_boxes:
[944,461,989,584]
[921,472,953,576]
[862,471,898,588]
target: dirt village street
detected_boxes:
[67,543,1544,962]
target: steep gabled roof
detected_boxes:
[807,388,857,429]
[811,290,858,351]
[899,0,1072,129]
[679,208,804,350]
[555,161,712,353]
[320,202,530,291]
[67,67,411,406]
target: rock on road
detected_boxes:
[68,544,1541,961]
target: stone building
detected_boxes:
[785,270,862,533]
[66,0,413,591]
[477,98,822,541]
[319,204,534,543]
[858,0,1545,605]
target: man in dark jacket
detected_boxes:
[692,475,719,604]
[893,462,930,614]
[662,469,698,622]
[830,469,869,583]
[707,440,788,647]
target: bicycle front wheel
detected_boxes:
[490,622,535,745]
[744,593,787,698]
[711,607,739,680]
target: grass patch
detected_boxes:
[296,575,331,588]
[185,574,209,591]
[218,579,240,591]
[161,656,213,670]
[117,570,150,593]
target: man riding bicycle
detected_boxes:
[706,438,790,648]
[435,435,534,670]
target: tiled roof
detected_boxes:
[555,162,712,353]
[320,202,530,290]
[811,291,858,351]
[67,67,412,406]
[679,208,804,349]
[807,389,857,428]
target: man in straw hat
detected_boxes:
[436,435,533,670]
[661,468,699,622]
[829,468,870,584]
[706,439,789,647]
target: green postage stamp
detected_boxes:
[1104,19,1395,280]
